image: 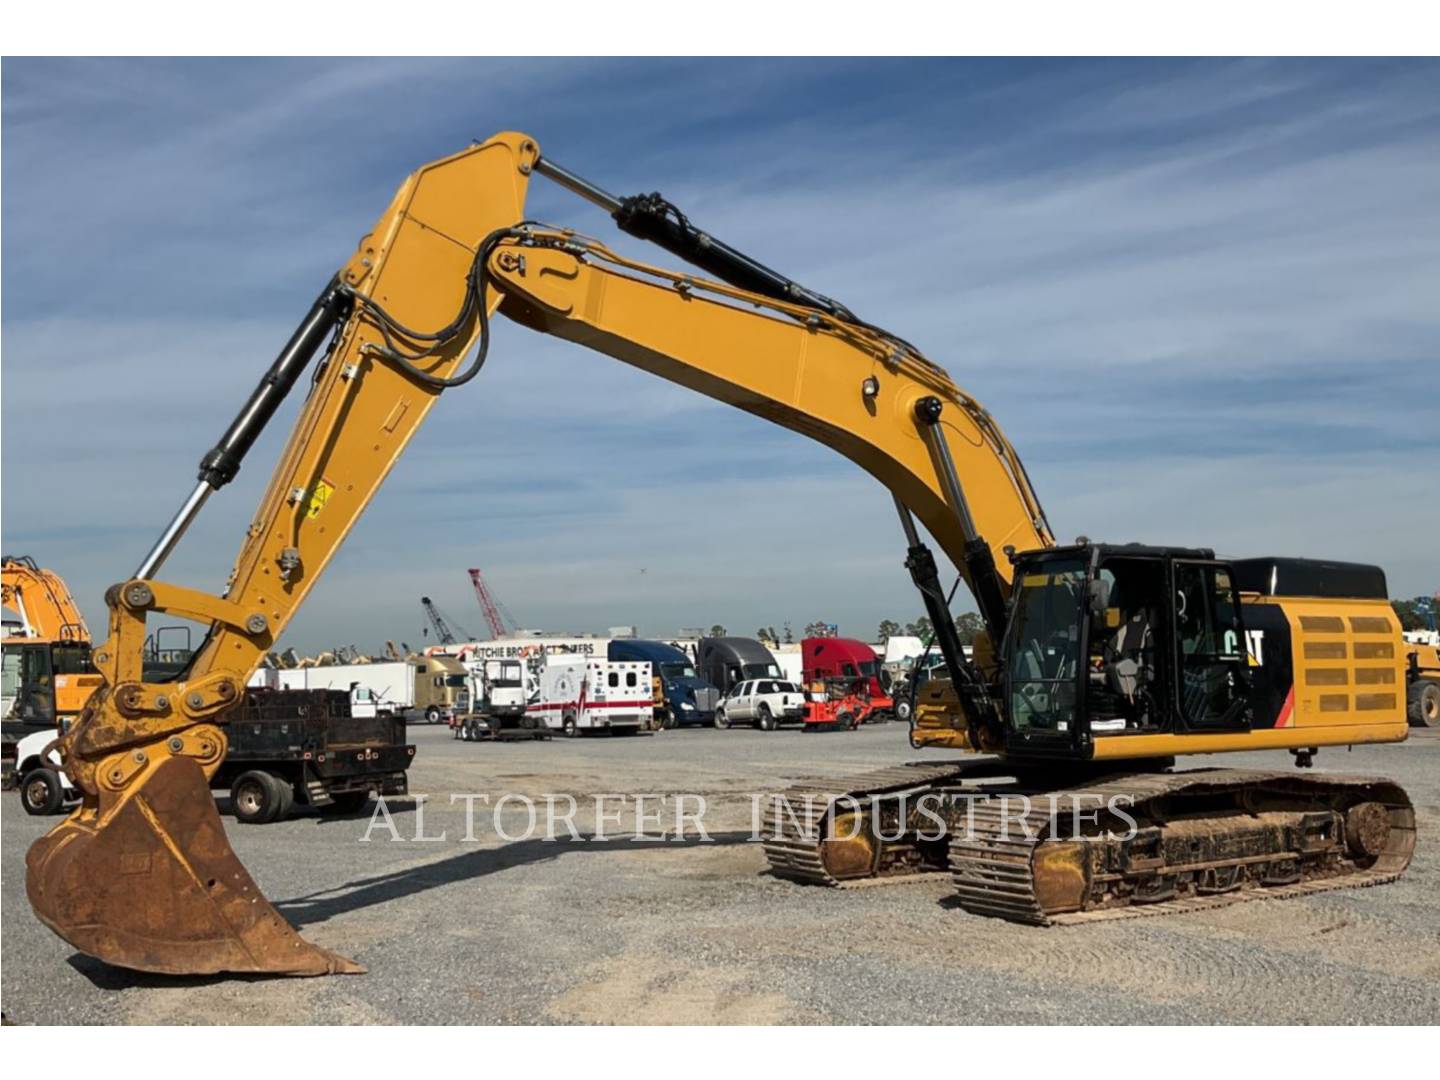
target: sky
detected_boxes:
[2,58,1437,653]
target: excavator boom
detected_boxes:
[2,555,90,643]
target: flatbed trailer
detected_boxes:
[12,688,415,819]
[218,688,415,823]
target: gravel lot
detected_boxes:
[4,721,1439,1025]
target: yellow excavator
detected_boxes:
[25,132,1414,976]
[2,555,102,727]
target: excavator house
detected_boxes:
[24,132,1414,976]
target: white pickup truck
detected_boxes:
[13,726,78,814]
[714,679,807,731]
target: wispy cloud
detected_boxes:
[4,59,1437,650]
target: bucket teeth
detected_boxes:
[26,754,363,977]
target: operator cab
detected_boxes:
[1002,543,1251,758]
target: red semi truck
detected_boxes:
[801,637,893,720]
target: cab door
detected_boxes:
[1171,560,1251,731]
[15,643,57,727]
[729,681,752,721]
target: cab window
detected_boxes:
[1085,557,1167,734]
[1174,562,1248,729]
[1006,561,1085,734]
[1,650,20,700]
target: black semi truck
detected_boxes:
[695,636,784,696]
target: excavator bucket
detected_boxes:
[26,754,362,977]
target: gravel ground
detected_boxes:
[4,722,1439,1025]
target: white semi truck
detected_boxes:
[453,656,531,740]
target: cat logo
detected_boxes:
[1226,628,1266,666]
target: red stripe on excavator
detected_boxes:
[1274,686,1295,728]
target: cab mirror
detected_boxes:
[1088,578,1111,619]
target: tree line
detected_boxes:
[1393,597,1437,632]
[702,615,985,647]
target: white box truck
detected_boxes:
[529,656,653,737]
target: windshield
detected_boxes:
[661,662,697,681]
[52,644,96,675]
[742,662,781,679]
[492,661,523,687]
[1007,560,1085,735]
[1,650,20,699]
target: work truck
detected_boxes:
[16,688,414,820]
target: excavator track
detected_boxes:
[762,761,992,886]
[949,768,1415,925]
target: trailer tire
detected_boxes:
[714,709,729,729]
[1410,679,1440,728]
[274,777,295,820]
[20,767,65,816]
[425,706,441,725]
[232,770,288,824]
[563,712,578,738]
[756,705,776,731]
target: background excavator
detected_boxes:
[24,132,1414,977]
[2,556,103,809]
[2,555,102,731]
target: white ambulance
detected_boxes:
[529,656,653,736]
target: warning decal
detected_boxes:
[307,479,334,519]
